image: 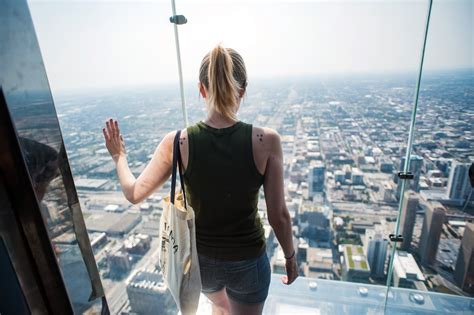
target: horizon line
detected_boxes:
[52,67,473,95]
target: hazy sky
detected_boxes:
[28,0,473,92]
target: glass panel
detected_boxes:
[1,0,105,313]
[28,1,181,314]
[385,0,474,312]
[263,275,474,314]
[30,0,474,314]
[193,276,474,314]
[178,1,427,313]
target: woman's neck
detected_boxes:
[203,111,238,128]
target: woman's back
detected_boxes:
[183,120,266,260]
[104,44,297,315]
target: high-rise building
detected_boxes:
[454,223,474,294]
[447,161,473,205]
[343,165,352,180]
[126,266,176,315]
[419,202,446,265]
[365,229,388,279]
[341,245,371,283]
[334,170,345,184]
[399,191,419,250]
[308,161,325,196]
[107,246,132,277]
[392,250,426,289]
[379,157,394,173]
[272,247,287,275]
[397,155,423,198]
[124,233,152,255]
[352,168,364,185]
[304,247,334,279]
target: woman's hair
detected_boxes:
[199,45,247,121]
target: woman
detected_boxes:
[103,44,298,315]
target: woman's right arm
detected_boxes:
[262,129,298,285]
[103,118,176,204]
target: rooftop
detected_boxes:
[126,268,168,293]
[393,251,425,282]
[74,178,108,190]
[344,245,370,271]
[85,211,141,235]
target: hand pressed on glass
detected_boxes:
[102,118,126,162]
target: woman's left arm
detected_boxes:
[103,118,175,204]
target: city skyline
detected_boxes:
[28,0,473,92]
[53,70,473,312]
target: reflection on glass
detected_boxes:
[0,0,104,313]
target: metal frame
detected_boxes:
[0,88,74,314]
[170,0,189,127]
[384,0,434,312]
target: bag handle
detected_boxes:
[170,130,187,208]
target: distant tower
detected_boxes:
[365,230,388,279]
[399,191,419,250]
[419,202,446,265]
[454,223,474,294]
[397,155,423,198]
[447,161,472,204]
[308,161,325,196]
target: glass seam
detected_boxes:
[171,0,189,127]
[383,0,434,313]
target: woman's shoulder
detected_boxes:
[251,125,281,142]
[250,125,282,174]
[162,128,188,147]
[250,124,281,155]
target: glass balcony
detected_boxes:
[261,275,474,315]
[1,0,472,314]
[193,275,474,314]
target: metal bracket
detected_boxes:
[389,234,404,243]
[397,172,414,180]
[170,15,187,25]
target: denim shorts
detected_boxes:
[198,250,271,304]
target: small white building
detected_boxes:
[392,250,426,289]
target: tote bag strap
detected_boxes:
[170,130,187,208]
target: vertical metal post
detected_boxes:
[170,0,189,127]
[383,0,433,313]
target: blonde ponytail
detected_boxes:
[199,45,248,121]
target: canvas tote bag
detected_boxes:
[159,130,201,314]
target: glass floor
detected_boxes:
[193,274,474,315]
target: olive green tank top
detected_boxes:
[183,120,265,260]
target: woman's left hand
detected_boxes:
[103,118,126,162]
